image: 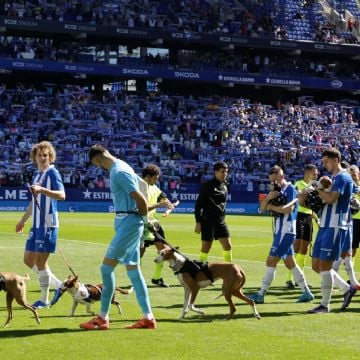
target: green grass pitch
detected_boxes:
[1,212,360,359]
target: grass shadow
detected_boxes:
[0,327,83,338]
[148,284,184,289]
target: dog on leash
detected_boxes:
[60,275,133,317]
[155,246,260,320]
[0,272,40,327]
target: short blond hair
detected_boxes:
[30,141,57,164]
[350,165,359,174]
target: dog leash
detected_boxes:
[56,245,77,277]
[151,228,201,270]
[151,228,187,257]
[29,186,77,277]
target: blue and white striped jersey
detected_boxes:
[274,182,298,236]
[319,169,353,230]
[31,165,64,229]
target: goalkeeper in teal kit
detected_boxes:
[80,144,156,330]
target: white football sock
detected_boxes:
[39,268,51,304]
[33,265,62,289]
[332,258,343,272]
[47,268,63,288]
[320,270,333,308]
[143,313,154,320]
[344,256,358,285]
[291,265,311,293]
[259,267,276,296]
[332,269,350,294]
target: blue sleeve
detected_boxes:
[286,185,297,202]
[31,171,39,185]
[49,168,64,191]
[332,174,345,195]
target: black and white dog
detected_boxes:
[61,275,133,316]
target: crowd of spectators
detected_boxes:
[1,0,274,37]
[2,0,359,43]
[314,20,359,44]
[0,82,359,192]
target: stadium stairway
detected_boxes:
[267,0,327,40]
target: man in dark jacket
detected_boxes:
[194,161,232,263]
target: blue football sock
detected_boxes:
[99,263,115,318]
[127,267,152,316]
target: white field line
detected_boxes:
[0,246,24,249]
[0,235,298,268]
[1,231,270,248]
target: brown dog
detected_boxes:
[155,246,260,320]
[306,176,332,192]
[61,275,133,317]
[0,272,40,327]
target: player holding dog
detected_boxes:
[299,148,357,313]
[80,145,156,330]
[331,162,359,286]
[286,164,319,289]
[194,161,232,263]
[15,141,65,309]
[141,164,174,288]
[250,165,314,304]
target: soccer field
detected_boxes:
[1,212,360,359]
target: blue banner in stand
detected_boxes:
[0,57,358,91]
[0,187,261,214]
[0,186,259,203]
[0,200,260,215]
[165,202,260,215]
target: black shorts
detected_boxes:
[352,219,360,249]
[296,212,313,241]
[201,219,230,241]
[144,224,165,248]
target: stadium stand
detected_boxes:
[0,0,359,192]
[2,0,358,42]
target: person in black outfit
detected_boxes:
[194,161,232,263]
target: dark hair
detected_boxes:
[304,164,317,172]
[268,165,283,175]
[142,164,161,178]
[322,148,341,161]
[340,160,350,169]
[214,161,228,171]
[88,144,107,162]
